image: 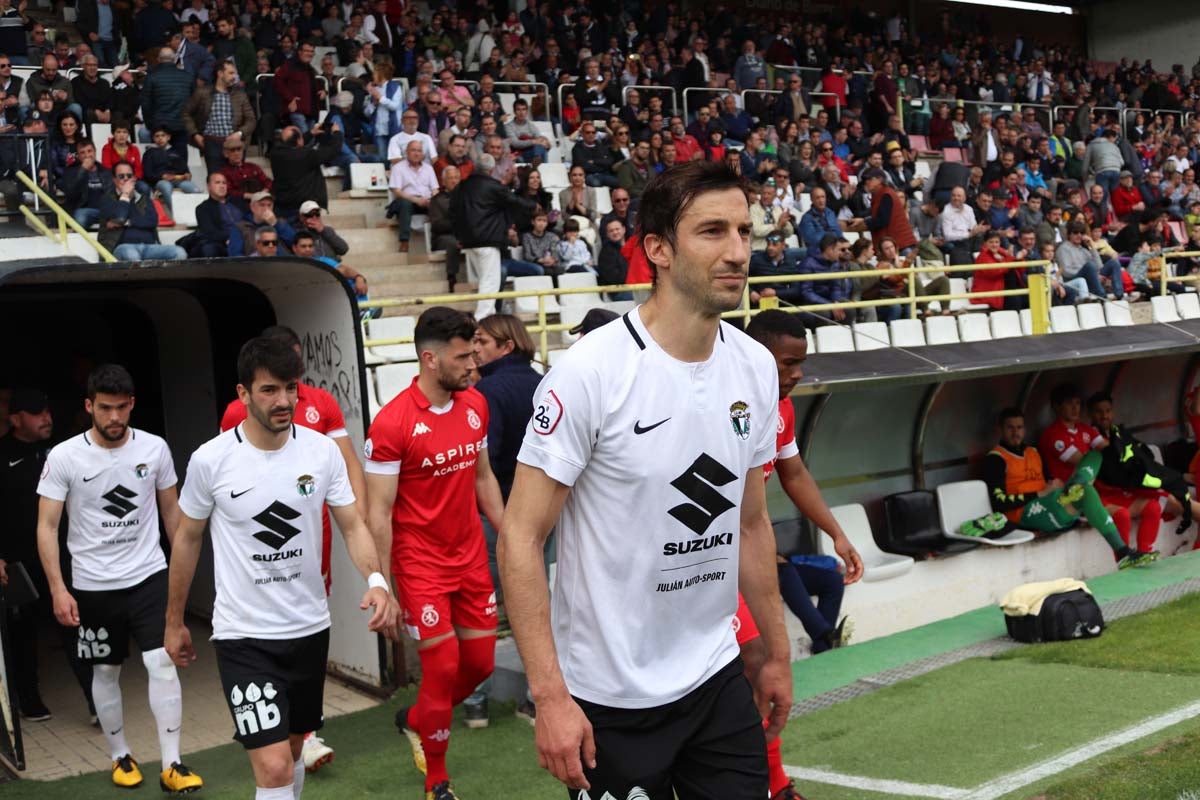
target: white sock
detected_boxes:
[143,648,183,767]
[255,786,293,800]
[92,664,131,761]
[292,758,305,799]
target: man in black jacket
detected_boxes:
[98,162,187,259]
[61,139,110,227]
[0,113,48,210]
[451,153,536,320]
[0,56,23,127]
[190,172,240,257]
[76,0,121,67]
[268,120,343,220]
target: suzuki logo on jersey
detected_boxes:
[665,454,737,555]
[135,463,149,479]
[101,484,139,520]
[230,682,281,737]
[251,501,303,551]
[729,401,751,440]
[466,408,482,430]
[412,422,432,436]
[77,626,111,660]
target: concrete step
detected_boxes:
[338,228,404,254]
[324,214,366,229]
[366,262,446,281]
[329,195,391,228]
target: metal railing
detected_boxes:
[359,261,1053,363]
[1162,251,1200,295]
[254,72,331,121]
[16,169,115,262]
[685,86,841,123]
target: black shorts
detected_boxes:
[213,628,330,750]
[73,569,168,665]
[570,656,767,800]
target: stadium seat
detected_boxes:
[366,370,381,422]
[1077,302,1107,330]
[557,272,602,307]
[1049,305,1080,333]
[547,347,569,367]
[367,315,417,362]
[540,163,570,188]
[943,147,964,163]
[513,275,560,314]
[989,310,1022,338]
[924,315,960,345]
[853,321,890,350]
[594,186,612,215]
[375,361,421,404]
[350,162,388,190]
[498,92,517,115]
[603,300,636,314]
[829,504,915,581]
[90,123,112,148]
[815,325,854,353]
[957,313,991,342]
[949,277,990,312]
[889,318,926,347]
[936,481,1036,545]
[558,306,587,345]
[913,160,932,180]
[1019,308,1033,335]
[1177,293,1200,320]
[842,230,860,244]
[1151,294,1182,323]
[1105,300,1133,326]
[881,490,978,557]
[805,328,814,353]
[796,193,812,214]
[170,192,205,227]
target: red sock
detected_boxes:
[765,719,789,794]
[1137,500,1162,552]
[1111,507,1131,559]
[451,636,496,706]
[414,637,458,789]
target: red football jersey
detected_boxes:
[220,382,349,437]
[1038,419,1105,483]
[763,399,798,482]
[364,378,489,578]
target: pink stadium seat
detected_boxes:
[943,148,964,163]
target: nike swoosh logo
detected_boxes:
[633,418,671,435]
[166,725,181,733]
[7,459,22,467]
[109,727,122,735]
[82,474,102,482]
[231,488,253,498]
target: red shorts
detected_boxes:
[397,560,497,642]
[732,593,760,646]
[1096,483,1165,508]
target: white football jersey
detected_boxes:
[178,424,355,640]
[38,428,177,591]
[517,308,778,709]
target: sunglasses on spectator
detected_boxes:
[115,172,134,179]
[613,197,630,203]
[821,146,833,152]
[259,239,279,246]
[304,210,321,217]
[0,63,10,68]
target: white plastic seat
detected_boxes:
[949,277,990,312]
[829,504,915,581]
[989,310,1021,339]
[539,163,570,188]
[548,347,569,366]
[1049,305,1080,333]
[924,315,960,345]
[814,325,854,353]
[350,162,388,190]
[936,480,1036,546]
[557,272,602,307]
[914,160,932,180]
[1019,308,1033,335]
[375,361,421,404]
[513,275,560,314]
[367,315,417,362]
[853,321,890,350]
[842,230,860,244]
[796,193,812,214]
[593,186,612,215]
[602,300,636,315]
[498,93,517,115]
[1077,303,1107,330]
[889,318,926,347]
[1152,294,1182,323]
[366,369,381,422]
[169,192,205,227]
[558,306,587,345]
[1177,293,1200,320]
[957,313,991,342]
[1105,300,1133,326]
[90,123,112,148]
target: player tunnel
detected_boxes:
[0,258,386,689]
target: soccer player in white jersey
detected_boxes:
[164,337,400,800]
[500,160,793,799]
[36,364,203,793]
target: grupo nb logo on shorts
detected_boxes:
[77,626,112,660]
[577,788,649,800]
[229,681,281,737]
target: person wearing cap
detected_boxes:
[218,134,272,204]
[141,47,193,161]
[750,229,804,305]
[1112,169,1146,221]
[1081,127,1124,201]
[99,161,188,260]
[855,166,919,254]
[569,307,619,340]
[296,200,349,262]
[183,60,256,173]
[229,188,297,256]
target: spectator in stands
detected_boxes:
[1021,153,1051,201]
[615,137,652,199]
[387,138,437,254]
[229,189,296,256]
[521,209,561,275]
[175,20,214,84]
[941,186,989,265]
[720,94,753,146]
[599,188,637,243]
[570,121,617,188]
[908,196,944,249]
[506,98,550,165]
[1017,194,1045,232]
[512,167,553,235]
[190,172,238,257]
[26,55,79,121]
[100,120,142,180]
[62,140,110,227]
[750,182,796,253]
[274,41,321,133]
[857,167,918,255]
[452,152,536,319]
[796,233,850,327]
[213,16,255,87]
[217,136,269,205]
[1036,203,1066,249]
[575,58,618,122]
[981,406,1155,568]
[559,164,598,226]
[556,218,593,274]
[98,162,187,260]
[248,225,283,257]
[296,200,348,262]
[364,62,404,159]
[0,112,47,208]
[0,56,20,129]
[48,111,82,184]
[432,134,473,190]
[884,144,920,198]
[750,231,803,306]
[1055,221,1125,300]
[733,40,766,90]
[141,125,196,211]
[973,229,1026,310]
[1083,182,1117,234]
[1081,127,1124,200]
[596,218,632,299]
[184,61,255,173]
[24,22,48,66]
[427,164,461,290]
[387,108,436,165]
[269,120,342,220]
[482,133,518,188]
[70,55,112,126]
[129,0,177,59]
[0,0,30,66]
[875,235,951,321]
[739,130,776,178]
[142,48,192,161]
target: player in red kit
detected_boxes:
[363,308,505,800]
[219,325,367,773]
[740,310,863,800]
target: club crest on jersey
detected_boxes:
[296,474,316,497]
[777,414,785,435]
[134,463,149,479]
[420,604,440,627]
[305,406,320,425]
[729,401,751,440]
[466,408,482,430]
[363,438,374,459]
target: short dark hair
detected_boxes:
[1050,383,1082,407]
[87,364,135,399]
[745,309,808,346]
[1087,391,1113,411]
[237,336,303,389]
[293,230,316,247]
[261,325,302,351]
[997,406,1024,426]
[110,159,133,177]
[513,97,528,109]
[638,160,744,262]
[563,217,581,233]
[1018,227,1036,238]
[413,306,476,352]
[819,232,842,252]
[982,229,1002,242]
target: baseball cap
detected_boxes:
[569,308,619,336]
[299,200,324,216]
[885,140,901,152]
[1119,169,1132,178]
[248,190,273,203]
[9,387,49,415]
